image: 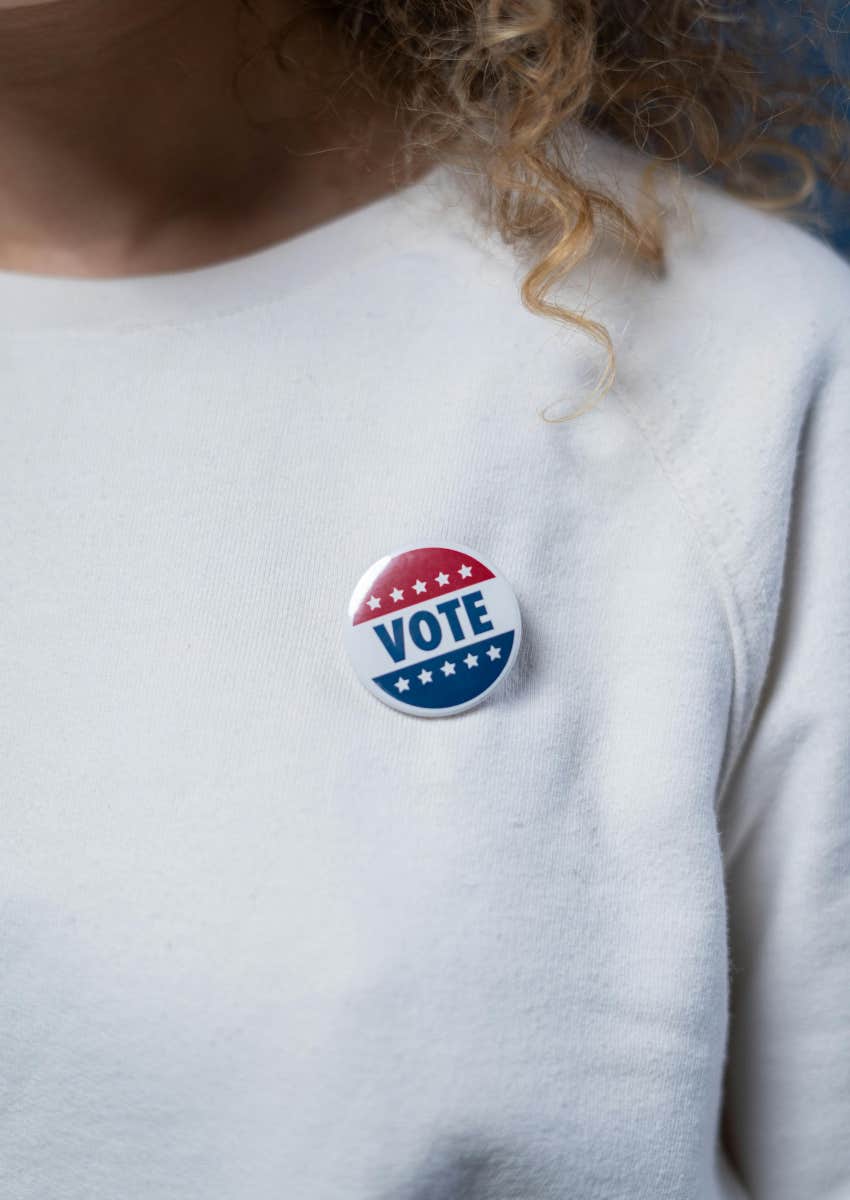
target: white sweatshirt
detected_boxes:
[1,132,848,1200]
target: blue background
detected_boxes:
[800,11,849,253]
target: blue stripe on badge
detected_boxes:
[372,630,514,710]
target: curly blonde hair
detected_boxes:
[263,1,850,415]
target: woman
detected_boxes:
[1,1,847,1198]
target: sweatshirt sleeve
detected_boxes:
[717,329,850,1199]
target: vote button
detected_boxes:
[345,543,522,716]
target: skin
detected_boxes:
[0,0,426,276]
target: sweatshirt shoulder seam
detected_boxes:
[616,387,767,801]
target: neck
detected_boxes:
[0,0,420,276]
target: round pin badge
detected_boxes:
[345,543,522,717]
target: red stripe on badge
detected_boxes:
[351,547,495,626]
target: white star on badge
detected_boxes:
[458,564,473,579]
[367,594,381,610]
[413,579,427,595]
[394,676,410,693]
[440,660,456,677]
[486,644,501,661]
[463,653,478,669]
[435,571,450,587]
[390,587,404,603]
[417,668,433,685]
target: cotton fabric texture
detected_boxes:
[1,133,848,1200]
